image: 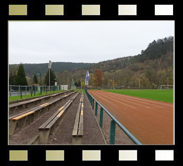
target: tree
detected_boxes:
[145,69,152,80]
[93,68,104,87]
[15,64,28,85]
[75,81,78,87]
[78,80,81,87]
[157,69,166,86]
[44,69,57,86]
[9,72,14,85]
[141,77,150,88]
[33,73,38,84]
[81,81,85,87]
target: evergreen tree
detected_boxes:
[9,72,14,85]
[78,80,81,87]
[15,64,28,85]
[75,81,78,87]
[44,69,57,86]
[33,73,38,84]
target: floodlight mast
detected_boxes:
[48,60,52,92]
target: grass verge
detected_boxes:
[73,89,85,93]
[9,90,65,102]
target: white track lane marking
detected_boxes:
[110,94,164,108]
[93,93,135,109]
[98,93,150,109]
[107,92,172,107]
[100,92,164,108]
[91,93,119,108]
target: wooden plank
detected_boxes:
[45,94,77,129]
[9,104,42,120]
[78,114,83,136]
[72,103,81,136]
[11,111,35,121]
[58,106,64,111]
[64,101,72,110]
[38,99,71,129]
[9,98,39,108]
[56,110,64,118]
[39,110,60,129]
[70,93,79,100]
[9,91,65,108]
[78,95,84,136]
[9,109,31,120]
[40,103,49,107]
[45,117,59,129]
[9,91,70,108]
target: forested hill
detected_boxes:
[83,36,173,72]
[9,62,95,77]
[79,36,173,89]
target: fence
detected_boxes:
[9,85,61,99]
[85,89,142,145]
[160,85,174,90]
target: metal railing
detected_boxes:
[85,89,142,145]
[9,85,62,99]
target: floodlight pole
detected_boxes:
[49,68,50,92]
[48,60,52,93]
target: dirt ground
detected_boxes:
[88,90,174,145]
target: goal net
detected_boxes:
[160,85,174,90]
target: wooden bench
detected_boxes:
[9,91,76,135]
[72,93,84,144]
[9,90,72,114]
[38,92,79,144]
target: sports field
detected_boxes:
[88,90,174,144]
[104,89,173,103]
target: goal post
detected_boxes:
[160,85,174,90]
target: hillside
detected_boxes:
[82,36,173,88]
[83,36,173,72]
[9,62,94,77]
[9,36,173,88]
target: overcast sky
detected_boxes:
[9,21,174,64]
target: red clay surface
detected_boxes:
[88,90,174,145]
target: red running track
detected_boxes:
[88,90,174,145]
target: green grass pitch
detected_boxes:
[103,89,173,103]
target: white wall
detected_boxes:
[60,85,68,90]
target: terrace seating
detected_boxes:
[9,90,72,114]
[9,92,76,135]
[38,92,79,144]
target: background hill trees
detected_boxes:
[33,73,38,84]
[15,64,28,85]
[9,62,94,78]
[93,69,104,88]
[9,71,16,85]
[44,69,57,86]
